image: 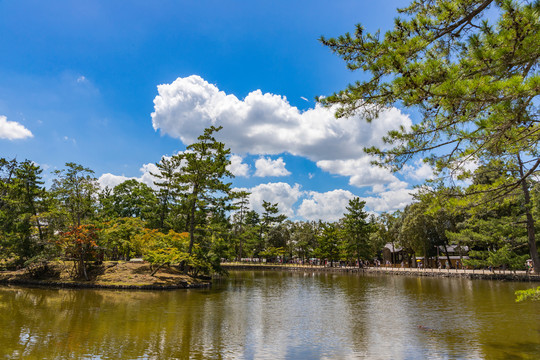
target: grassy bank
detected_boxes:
[0,261,210,290]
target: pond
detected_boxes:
[1,270,539,359]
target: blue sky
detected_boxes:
[0,0,432,221]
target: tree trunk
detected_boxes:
[518,155,540,273]
[151,263,164,276]
[188,199,196,255]
[79,250,88,281]
[443,243,453,269]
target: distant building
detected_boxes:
[382,243,405,265]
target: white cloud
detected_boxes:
[254,157,291,177]
[98,173,133,190]
[0,115,33,140]
[62,135,77,144]
[137,162,162,189]
[361,188,417,213]
[151,76,411,162]
[227,154,249,177]
[316,156,399,189]
[297,189,356,222]
[150,75,413,190]
[98,161,163,191]
[449,158,479,186]
[95,76,420,216]
[401,159,434,181]
[234,183,412,221]
[236,182,302,218]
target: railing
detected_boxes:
[222,262,536,277]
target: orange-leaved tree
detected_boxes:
[58,224,100,280]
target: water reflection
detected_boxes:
[1,271,539,359]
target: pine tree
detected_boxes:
[321,0,540,271]
[173,126,234,255]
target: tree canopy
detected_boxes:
[321,0,540,271]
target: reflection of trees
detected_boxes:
[1,274,539,359]
[0,287,200,358]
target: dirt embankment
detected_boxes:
[0,261,210,290]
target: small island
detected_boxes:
[0,260,210,290]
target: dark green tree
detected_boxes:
[230,190,251,260]
[0,159,51,265]
[151,156,182,232]
[447,162,531,269]
[243,210,262,258]
[172,126,234,255]
[260,200,287,251]
[111,179,157,221]
[373,212,401,264]
[313,222,342,267]
[342,198,374,267]
[51,163,98,227]
[291,221,319,263]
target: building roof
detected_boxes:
[438,245,469,253]
[384,243,403,252]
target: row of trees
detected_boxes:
[373,163,540,271]
[0,124,383,279]
[2,139,538,278]
[0,127,236,278]
[2,0,539,281]
[0,142,383,276]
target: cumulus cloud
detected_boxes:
[98,162,162,191]
[98,173,133,190]
[236,182,302,218]
[227,154,249,177]
[151,75,411,162]
[96,76,420,218]
[0,115,33,140]
[297,189,356,222]
[254,157,291,177]
[401,159,434,182]
[361,188,417,213]
[150,75,413,191]
[317,156,400,189]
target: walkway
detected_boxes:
[221,262,540,282]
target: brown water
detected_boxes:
[1,271,539,359]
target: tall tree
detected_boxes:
[111,179,158,221]
[51,163,98,227]
[313,222,342,267]
[446,162,531,268]
[342,197,374,267]
[173,126,234,255]
[321,0,540,271]
[230,190,251,260]
[243,210,262,258]
[291,221,319,263]
[0,159,50,264]
[373,212,401,264]
[260,200,287,250]
[0,158,19,254]
[151,156,182,232]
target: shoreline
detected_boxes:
[0,261,211,291]
[0,277,211,291]
[222,263,540,282]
